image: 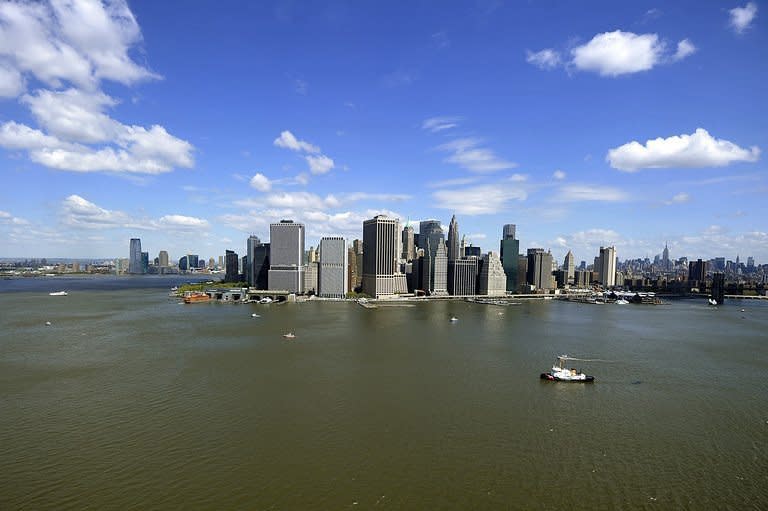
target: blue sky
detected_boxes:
[1,0,766,264]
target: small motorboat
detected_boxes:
[259,297,273,304]
[49,291,68,296]
[540,355,594,382]
[615,299,629,305]
[251,313,260,318]
[708,298,718,306]
[283,332,296,339]
[450,317,458,322]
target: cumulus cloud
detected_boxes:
[249,172,272,192]
[0,1,193,175]
[156,215,209,230]
[422,116,461,133]
[672,39,696,61]
[553,185,629,202]
[61,194,207,231]
[273,130,320,153]
[264,192,341,210]
[0,0,159,91]
[343,192,411,202]
[730,2,758,33]
[568,31,694,76]
[437,138,517,173]
[432,184,527,215]
[607,128,760,171]
[0,209,28,225]
[305,154,335,174]
[526,49,561,70]
[553,170,566,180]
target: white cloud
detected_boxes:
[509,173,528,182]
[554,185,629,202]
[0,209,28,225]
[273,130,320,153]
[0,0,158,92]
[249,172,272,192]
[432,184,527,215]
[553,170,566,180]
[305,154,334,174]
[0,2,193,175]
[672,39,696,61]
[422,116,461,133]
[0,62,24,98]
[607,128,760,171]
[437,138,517,173]
[61,194,129,228]
[21,88,120,143]
[526,49,561,70]
[571,31,665,76]
[343,192,411,202]
[156,215,209,230]
[664,192,690,205]
[426,177,479,188]
[264,192,341,210]
[730,2,758,33]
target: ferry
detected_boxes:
[183,291,211,304]
[540,355,595,382]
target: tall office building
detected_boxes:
[447,215,460,262]
[477,252,507,295]
[527,248,554,291]
[563,250,575,285]
[158,250,169,267]
[188,254,199,270]
[304,262,318,294]
[418,220,444,253]
[688,259,707,282]
[662,243,670,271]
[351,239,363,290]
[225,250,239,282]
[448,257,478,296]
[247,236,270,288]
[500,225,519,293]
[347,246,358,292]
[179,255,188,272]
[402,225,415,262]
[128,238,143,274]
[318,237,347,298]
[141,252,149,273]
[598,246,617,288]
[362,215,400,298]
[268,220,305,293]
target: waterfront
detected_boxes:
[0,278,766,509]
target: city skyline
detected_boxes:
[1,1,766,261]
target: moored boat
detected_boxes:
[540,355,595,382]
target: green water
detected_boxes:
[1,288,766,509]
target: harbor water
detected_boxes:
[1,277,766,509]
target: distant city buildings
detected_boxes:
[500,224,519,293]
[225,249,239,282]
[362,215,401,298]
[128,238,143,274]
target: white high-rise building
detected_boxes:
[563,250,575,285]
[598,246,617,288]
[362,215,400,298]
[318,237,347,298]
[478,252,507,296]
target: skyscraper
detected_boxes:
[448,257,478,296]
[318,237,347,298]
[598,246,617,288]
[158,250,169,267]
[447,215,459,262]
[268,220,305,293]
[662,243,670,271]
[563,250,575,285]
[477,252,507,296]
[141,252,149,273]
[527,248,554,291]
[688,259,707,282]
[225,250,239,282]
[247,236,270,289]
[500,225,519,293]
[418,220,444,253]
[362,215,400,298]
[128,238,142,274]
[401,225,415,262]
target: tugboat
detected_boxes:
[540,355,595,382]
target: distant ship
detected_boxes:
[49,291,68,296]
[183,292,211,304]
